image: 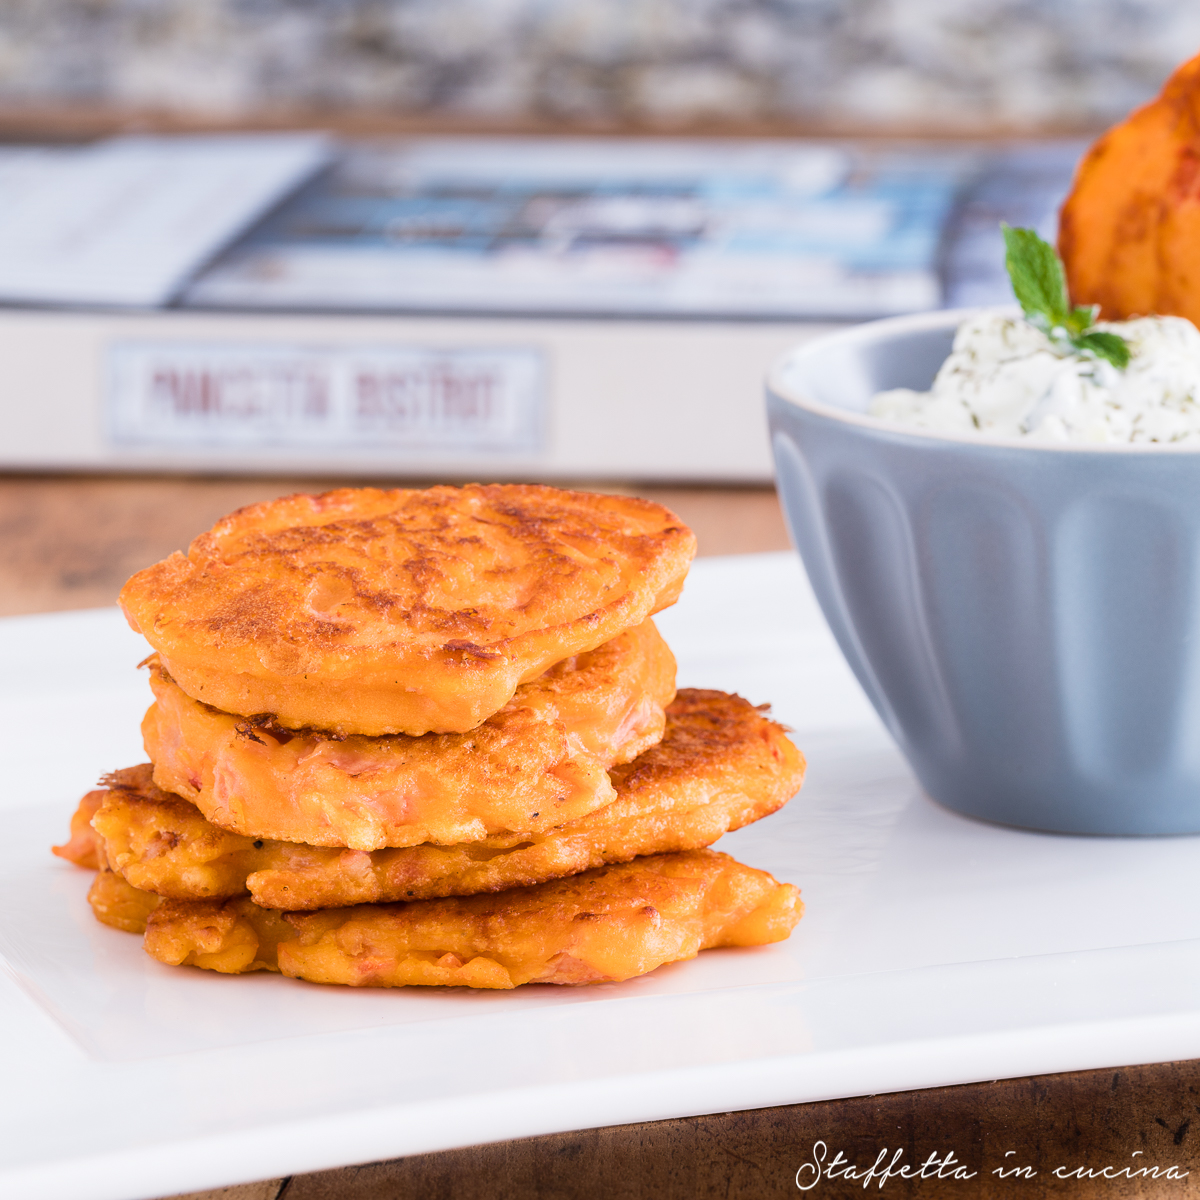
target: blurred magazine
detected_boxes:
[183,138,975,320]
[0,135,1090,481]
[941,139,1088,310]
[0,133,1085,319]
[0,134,331,307]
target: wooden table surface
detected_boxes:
[5,474,1197,1200]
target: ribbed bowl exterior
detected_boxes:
[767,310,1200,834]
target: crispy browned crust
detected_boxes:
[142,619,675,850]
[52,788,107,870]
[119,485,696,737]
[1059,52,1200,323]
[91,690,805,907]
[87,868,161,934]
[137,850,801,987]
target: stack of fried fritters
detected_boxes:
[55,484,806,989]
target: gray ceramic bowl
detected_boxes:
[767,307,1200,835]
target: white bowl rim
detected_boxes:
[767,305,1200,455]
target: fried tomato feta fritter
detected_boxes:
[1059,52,1200,325]
[88,868,162,934]
[119,485,696,738]
[131,851,802,987]
[82,690,803,907]
[143,619,675,849]
[52,787,106,870]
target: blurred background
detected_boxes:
[3,0,1198,624]
[0,0,1195,135]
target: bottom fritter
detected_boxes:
[89,850,802,989]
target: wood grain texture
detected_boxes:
[0,104,1101,145]
[164,1183,285,1200]
[273,1062,1200,1200]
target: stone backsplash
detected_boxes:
[0,0,1196,132]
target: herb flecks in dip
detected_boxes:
[870,311,1200,444]
[870,224,1200,444]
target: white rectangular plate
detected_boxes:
[1,552,1198,1200]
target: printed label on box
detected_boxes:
[107,341,545,455]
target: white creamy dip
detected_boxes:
[869,312,1200,444]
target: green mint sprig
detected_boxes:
[1001,223,1130,370]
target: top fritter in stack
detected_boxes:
[56,484,806,989]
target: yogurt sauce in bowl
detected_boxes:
[766,304,1200,834]
[869,310,1200,445]
[768,225,1200,834]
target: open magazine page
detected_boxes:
[183,138,976,320]
[0,135,331,308]
[941,139,1089,310]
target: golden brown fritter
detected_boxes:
[86,691,804,908]
[1060,52,1200,323]
[142,619,675,850]
[88,868,161,934]
[119,485,696,737]
[52,787,106,870]
[136,851,801,987]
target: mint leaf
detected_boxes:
[1063,305,1098,338]
[1002,223,1069,326]
[1000,223,1131,370]
[1071,329,1132,370]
